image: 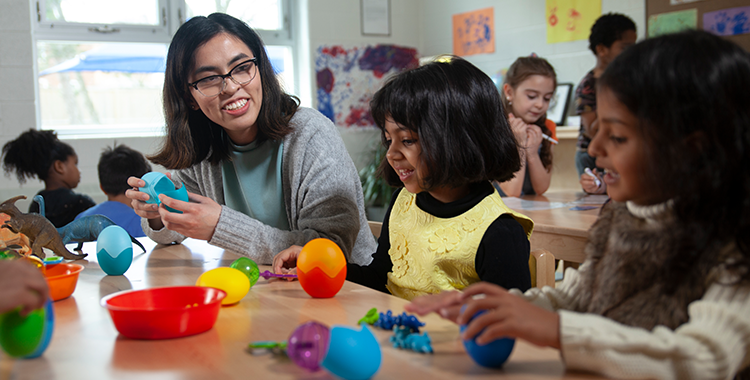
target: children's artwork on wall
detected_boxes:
[648,9,698,37]
[703,6,750,37]
[545,0,601,44]
[452,7,495,56]
[315,44,418,128]
[670,0,703,4]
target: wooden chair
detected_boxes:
[529,248,556,288]
[368,221,383,239]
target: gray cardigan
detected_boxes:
[143,107,376,265]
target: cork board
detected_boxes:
[647,0,750,51]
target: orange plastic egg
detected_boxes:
[297,238,347,298]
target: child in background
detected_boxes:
[75,144,151,237]
[406,31,750,379]
[497,56,557,197]
[2,129,94,227]
[574,13,636,193]
[274,56,534,300]
[0,260,49,316]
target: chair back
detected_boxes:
[529,249,556,288]
[368,221,383,239]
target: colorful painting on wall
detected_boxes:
[704,6,750,37]
[545,0,601,44]
[315,44,419,128]
[452,7,495,56]
[648,9,697,37]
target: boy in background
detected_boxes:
[75,145,151,237]
[575,13,636,193]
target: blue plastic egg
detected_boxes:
[320,325,381,380]
[460,307,515,368]
[139,172,188,213]
[96,225,133,276]
[0,299,54,358]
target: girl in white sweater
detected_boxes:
[406,30,750,380]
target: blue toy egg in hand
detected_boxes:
[139,172,188,214]
[321,325,381,380]
[460,307,515,368]
[96,225,133,276]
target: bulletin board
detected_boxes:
[647,0,750,51]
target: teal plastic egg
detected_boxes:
[460,307,515,368]
[139,172,188,213]
[97,225,133,276]
[230,257,260,287]
[321,325,381,380]
[0,300,54,358]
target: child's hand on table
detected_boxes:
[272,245,302,281]
[0,260,49,316]
[406,282,561,349]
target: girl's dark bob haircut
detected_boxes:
[370,55,521,190]
[150,13,299,169]
[599,30,750,284]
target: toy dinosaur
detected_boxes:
[0,196,85,260]
[33,195,146,253]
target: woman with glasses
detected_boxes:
[126,13,376,265]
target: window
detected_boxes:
[33,0,296,138]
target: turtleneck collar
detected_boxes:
[625,199,674,224]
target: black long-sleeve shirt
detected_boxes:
[347,181,531,294]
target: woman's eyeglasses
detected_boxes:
[188,58,258,97]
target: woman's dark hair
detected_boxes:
[370,55,521,190]
[98,144,152,195]
[150,12,299,169]
[599,30,750,284]
[1,129,75,183]
[588,13,636,55]
[501,56,557,170]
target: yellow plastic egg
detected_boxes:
[195,267,250,305]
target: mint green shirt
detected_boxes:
[222,140,289,231]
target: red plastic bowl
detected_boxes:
[101,286,226,340]
[45,263,84,301]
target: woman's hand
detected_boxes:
[525,124,544,153]
[0,260,49,316]
[508,113,529,147]
[458,283,560,348]
[272,245,303,281]
[157,192,222,241]
[126,176,162,221]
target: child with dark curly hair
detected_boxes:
[2,129,94,227]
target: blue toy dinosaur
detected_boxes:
[34,195,146,253]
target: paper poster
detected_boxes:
[315,44,418,128]
[648,9,697,37]
[452,7,495,56]
[704,6,750,36]
[670,0,702,4]
[546,0,602,44]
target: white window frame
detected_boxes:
[31,0,298,138]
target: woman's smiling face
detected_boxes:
[188,33,263,145]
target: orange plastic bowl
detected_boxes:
[101,286,226,340]
[44,263,84,301]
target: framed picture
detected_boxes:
[547,83,573,126]
[361,0,390,36]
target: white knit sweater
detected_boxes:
[512,201,750,379]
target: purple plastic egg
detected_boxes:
[287,321,330,371]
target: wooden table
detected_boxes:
[505,191,603,264]
[2,238,602,380]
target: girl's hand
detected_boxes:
[508,113,529,147]
[405,290,464,323]
[580,169,606,194]
[458,283,560,348]
[272,245,303,282]
[0,260,49,316]
[526,124,544,152]
[157,191,222,241]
